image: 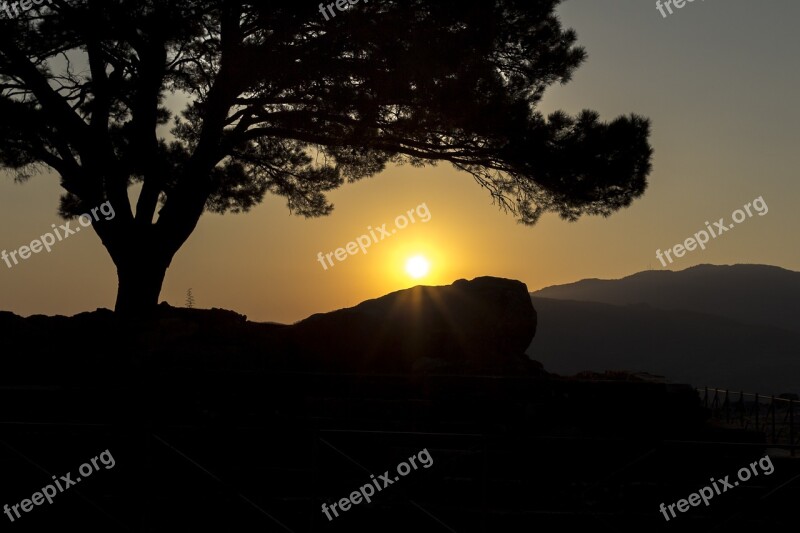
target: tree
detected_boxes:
[0,0,652,316]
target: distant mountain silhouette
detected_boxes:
[533,264,800,333]
[527,264,800,395]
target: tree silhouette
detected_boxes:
[0,0,652,315]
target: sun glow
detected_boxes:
[405,255,430,279]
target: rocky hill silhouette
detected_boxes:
[0,277,540,380]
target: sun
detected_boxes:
[405,255,430,279]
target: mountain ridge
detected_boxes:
[526,264,800,395]
[531,263,800,333]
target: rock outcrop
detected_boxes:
[0,276,539,380]
[289,276,538,374]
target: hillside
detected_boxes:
[527,264,800,394]
[533,264,800,333]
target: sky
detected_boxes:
[1,0,798,323]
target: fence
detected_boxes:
[699,387,798,456]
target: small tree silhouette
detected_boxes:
[185,289,195,309]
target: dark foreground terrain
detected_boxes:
[1,278,797,532]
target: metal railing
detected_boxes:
[699,387,798,456]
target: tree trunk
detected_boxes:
[96,173,209,317]
[114,254,172,317]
